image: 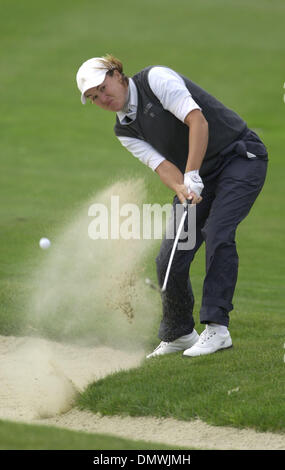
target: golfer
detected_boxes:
[76,55,268,358]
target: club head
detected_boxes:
[145,278,160,293]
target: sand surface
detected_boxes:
[0,335,284,450]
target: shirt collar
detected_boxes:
[117,78,138,123]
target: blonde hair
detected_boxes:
[98,54,129,84]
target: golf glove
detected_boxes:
[184,170,204,197]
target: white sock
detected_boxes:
[208,323,228,334]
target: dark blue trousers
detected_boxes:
[156,128,268,342]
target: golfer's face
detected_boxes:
[84,71,128,112]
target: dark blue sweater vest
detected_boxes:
[114,66,247,177]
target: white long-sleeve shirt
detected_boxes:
[116,67,201,171]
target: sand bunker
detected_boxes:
[1,334,284,450]
[0,335,143,421]
[39,409,285,451]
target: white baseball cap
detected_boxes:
[76,58,109,104]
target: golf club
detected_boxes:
[145,201,191,294]
[145,277,160,292]
[161,199,191,292]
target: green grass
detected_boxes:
[78,313,285,432]
[0,420,189,450]
[0,0,285,449]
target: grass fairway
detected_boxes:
[0,419,188,450]
[78,325,285,432]
[0,0,284,449]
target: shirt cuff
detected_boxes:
[147,154,166,171]
[117,136,166,171]
[178,99,202,123]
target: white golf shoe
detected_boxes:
[183,324,233,357]
[146,329,199,359]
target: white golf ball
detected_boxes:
[39,237,51,250]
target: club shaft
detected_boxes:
[161,209,188,292]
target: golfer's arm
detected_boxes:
[155,160,183,192]
[155,110,209,188]
[155,110,208,203]
[184,109,209,172]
